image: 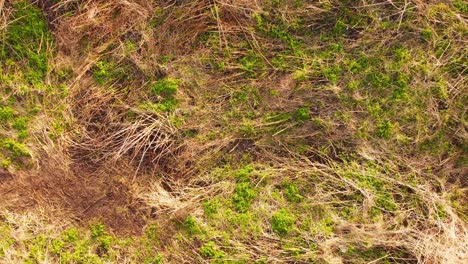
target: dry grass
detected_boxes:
[0,0,466,263]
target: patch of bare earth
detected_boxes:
[0,159,154,235]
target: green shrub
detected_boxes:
[90,223,107,238]
[271,209,295,235]
[13,117,28,139]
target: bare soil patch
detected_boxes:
[0,161,153,236]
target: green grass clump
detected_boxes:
[271,209,296,236]
[12,117,29,140]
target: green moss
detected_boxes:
[453,0,468,12]
[376,193,397,211]
[0,157,12,169]
[421,28,433,42]
[143,254,164,264]
[146,78,180,112]
[1,138,30,157]
[322,64,342,84]
[294,107,310,123]
[283,182,303,203]
[271,209,295,236]
[92,60,124,85]
[234,164,254,182]
[232,182,257,213]
[227,211,262,237]
[182,216,203,235]
[203,199,220,216]
[151,78,179,98]
[376,120,393,139]
[343,245,390,262]
[0,106,14,121]
[200,241,225,258]
[2,1,52,83]
[239,51,266,77]
[366,72,392,90]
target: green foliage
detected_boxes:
[332,19,347,37]
[232,182,257,213]
[376,120,393,139]
[1,138,30,157]
[393,47,411,64]
[203,199,220,216]
[92,60,124,85]
[234,164,254,182]
[0,106,14,121]
[87,223,113,257]
[227,211,262,237]
[294,107,310,123]
[453,0,468,12]
[271,209,295,236]
[376,193,397,211]
[0,1,466,263]
[239,51,265,77]
[366,72,391,90]
[283,182,303,203]
[90,223,107,238]
[148,77,180,112]
[421,28,433,42]
[200,241,225,258]
[151,78,179,98]
[13,117,29,140]
[322,64,342,84]
[1,158,12,169]
[2,1,52,82]
[144,254,164,264]
[183,216,203,235]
